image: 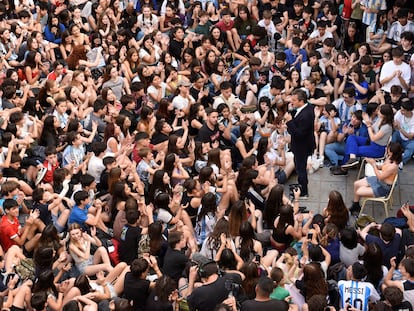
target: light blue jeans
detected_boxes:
[325,142,345,166]
[392,131,414,164]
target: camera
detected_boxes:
[225,279,242,298]
[289,183,302,199]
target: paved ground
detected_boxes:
[284,161,414,223]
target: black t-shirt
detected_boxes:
[151,132,170,146]
[310,88,326,100]
[288,9,302,22]
[241,299,289,311]
[33,202,52,226]
[118,224,142,265]
[146,290,174,311]
[270,63,290,79]
[187,273,243,311]
[2,167,24,179]
[169,39,184,62]
[123,273,151,311]
[384,94,407,111]
[99,170,109,193]
[190,87,214,108]
[403,46,414,64]
[298,19,316,38]
[162,247,188,282]
[400,229,414,258]
[270,3,288,20]
[120,109,138,134]
[197,123,220,145]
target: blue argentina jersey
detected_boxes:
[338,280,380,311]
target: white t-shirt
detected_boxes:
[137,14,159,30]
[87,156,105,184]
[258,19,277,37]
[172,94,195,111]
[379,60,411,93]
[309,29,333,41]
[139,45,161,66]
[213,93,239,110]
[394,110,414,141]
[254,110,277,135]
[147,82,167,104]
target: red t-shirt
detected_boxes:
[42,160,59,184]
[342,0,352,20]
[216,20,234,32]
[0,215,20,252]
[47,68,67,81]
[132,143,154,163]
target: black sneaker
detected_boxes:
[329,165,339,172]
[341,158,359,169]
[349,202,361,216]
[331,167,348,175]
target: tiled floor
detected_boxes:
[284,161,414,223]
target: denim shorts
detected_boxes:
[366,176,392,197]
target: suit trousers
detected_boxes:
[293,150,309,196]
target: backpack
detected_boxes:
[15,258,35,281]
[327,261,347,282]
[327,279,340,309]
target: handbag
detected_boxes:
[364,160,383,177]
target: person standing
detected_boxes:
[360,0,387,42]
[284,89,315,198]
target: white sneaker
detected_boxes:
[35,167,47,186]
[319,157,325,168]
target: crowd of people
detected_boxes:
[0,0,414,310]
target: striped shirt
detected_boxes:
[387,20,414,47]
[338,280,380,311]
[361,0,387,26]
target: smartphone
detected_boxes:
[307,233,313,240]
[255,254,261,262]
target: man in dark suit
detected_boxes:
[284,89,315,198]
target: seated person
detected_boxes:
[341,104,394,170]
[162,231,189,282]
[370,85,407,112]
[0,199,45,253]
[301,51,326,81]
[123,257,162,311]
[332,87,363,125]
[328,110,368,174]
[350,142,402,215]
[68,190,108,233]
[392,100,414,165]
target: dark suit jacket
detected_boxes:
[286,103,315,156]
